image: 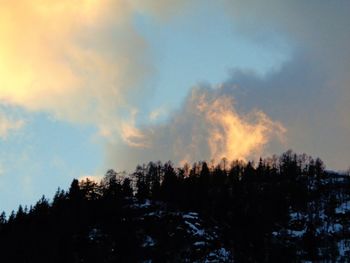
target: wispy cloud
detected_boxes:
[219,0,350,169]
[107,85,286,170]
[0,1,285,168]
[0,0,188,140]
[149,106,167,122]
[3,1,349,170]
[121,112,150,148]
[0,112,25,139]
[78,174,103,183]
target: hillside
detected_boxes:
[0,150,350,262]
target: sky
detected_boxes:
[0,0,349,213]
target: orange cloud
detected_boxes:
[195,92,286,161]
[1,1,287,169]
[107,86,286,170]
[0,0,180,139]
[121,110,150,148]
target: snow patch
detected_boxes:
[183,212,199,220]
[88,228,103,241]
[338,239,350,257]
[194,241,206,246]
[185,220,205,237]
[203,248,233,262]
[336,200,350,214]
[327,223,342,233]
[290,228,306,238]
[142,235,156,247]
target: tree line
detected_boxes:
[1,150,350,262]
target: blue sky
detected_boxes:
[0,110,103,213]
[1,1,349,214]
[0,2,290,214]
[134,3,290,119]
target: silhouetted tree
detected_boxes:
[68,179,82,201]
[0,151,347,262]
[122,178,133,197]
[160,161,178,202]
[0,212,6,226]
[135,165,149,200]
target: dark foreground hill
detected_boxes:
[1,150,350,262]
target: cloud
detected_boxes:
[107,85,285,170]
[149,106,167,122]
[0,1,285,169]
[0,112,25,139]
[218,0,350,169]
[79,174,103,183]
[223,0,350,109]
[0,0,189,139]
[120,109,150,148]
[106,0,350,170]
[3,1,349,171]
